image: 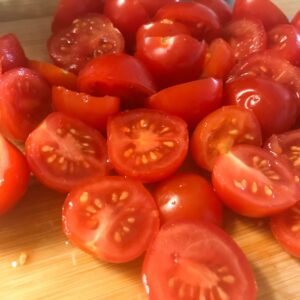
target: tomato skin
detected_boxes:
[138,0,176,16]
[136,34,206,89]
[292,11,300,32]
[0,134,30,215]
[147,78,223,128]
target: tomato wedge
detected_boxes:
[143,220,257,300]
[107,109,189,183]
[63,176,160,263]
[25,112,108,193]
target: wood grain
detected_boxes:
[0,1,299,300]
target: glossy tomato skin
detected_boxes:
[143,220,257,300]
[0,134,30,215]
[136,34,206,89]
[0,68,51,142]
[292,11,300,32]
[138,0,176,16]
[225,77,297,138]
[63,176,160,263]
[147,78,223,128]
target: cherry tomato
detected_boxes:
[63,176,160,263]
[0,68,51,142]
[154,2,221,41]
[48,14,125,74]
[147,78,223,128]
[138,0,176,16]
[292,11,300,32]
[136,34,206,89]
[25,112,108,193]
[233,0,288,30]
[51,0,104,33]
[0,34,28,73]
[212,145,299,217]
[143,220,257,300]
[223,18,267,61]
[0,134,30,215]
[52,86,120,132]
[225,77,297,138]
[153,173,223,226]
[267,24,300,66]
[107,109,189,183]
[192,106,262,172]
[77,53,156,107]
[271,202,300,258]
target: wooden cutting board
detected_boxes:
[0,1,299,299]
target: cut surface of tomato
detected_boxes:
[63,176,160,263]
[25,112,108,192]
[107,109,189,183]
[143,220,257,300]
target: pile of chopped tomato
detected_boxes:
[1,0,300,299]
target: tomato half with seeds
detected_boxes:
[143,220,257,300]
[63,176,160,263]
[25,112,108,193]
[212,145,298,217]
[191,106,262,172]
[107,109,189,183]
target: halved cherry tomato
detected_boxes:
[154,2,221,41]
[107,109,188,183]
[29,60,77,90]
[48,14,125,74]
[212,145,299,217]
[51,0,104,33]
[233,0,288,30]
[0,68,51,142]
[0,34,28,73]
[153,173,223,225]
[136,34,206,89]
[138,0,176,16]
[270,202,300,258]
[25,112,108,192]
[0,134,30,215]
[225,77,297,138]
[52,86,120,131]
[63,176,160,263]
[191,106,262,172]
[77,53,156,107]
[147,78,223,127]
[292,11,300,32]
[143,220,257,300]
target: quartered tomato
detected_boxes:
[292,11,300,32]
[107,109,189,183]
[143,220,257,300]
[212,145,299,217]
[191,106,262,172]
[25,112,108,193]
[63,176,160,263]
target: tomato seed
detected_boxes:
[80,192,89,203]
[222,275,235,284]
[119,191,129,201]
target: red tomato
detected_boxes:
[77,53,156,107]
[107,109,189,183]
[143,220,257,300]
[147,78,223,127]
[153,173,223,226]
[154,2,221,41]
[48,14,125,74]
[138,0,176,16]
[202,38,235,79]
[52,86,120,132]
[51,0,104,33]
[212,145,299,217]
[233,0,288,30]
[25,112,108,193]
[0,68,51,142]
[191,106,262,172]
[0,134,30,215]
[292,11,300,32]
[267,24,300,66]
[63,176,160,263]
[271,202,300,258]
[223,18,267,61]
[225,77,297,138]
[0,34,28,73]
[135,34,206,89]
[29,60,77,90]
